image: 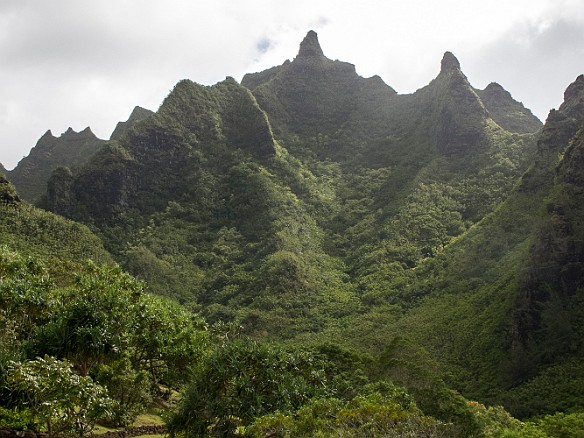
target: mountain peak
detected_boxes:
[110,106,154,140]
[296,30,325,60]
[441,51,461,73]
[559,74,584,119]
[61,126,98,141]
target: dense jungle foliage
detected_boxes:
[2,31,584,436]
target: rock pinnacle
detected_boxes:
[296,30,325,60]
[441,51,461,73]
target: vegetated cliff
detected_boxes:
[476,82,542,134]
[7,127,105,203]
[41,31,545,341]
[110,106,154,141]
[8,105,155,205]
[376,74,584,417]
[245,31,541,281]
[0,176,112,277]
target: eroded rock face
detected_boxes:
[440,51,461,72]
[295,30,326,60]
[431,52,490,156]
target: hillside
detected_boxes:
[0,176,113,279]
[244,31,542,287]
[352,74,584,417]
[109,106,154,141]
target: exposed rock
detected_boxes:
[440,51,461,73]
[558,74,584,120]
[429,52,490,155]
[242,30,396,147]
[295,30,325,60]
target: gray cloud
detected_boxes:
[466,17,584,120]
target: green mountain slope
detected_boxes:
[245,32,541,283]
[44,77,353,337]
[0,175,112,278]
[476,82,543,134]
[40,31,546,343]
[10,29,583,423]
[361,74,584,417]
[109,105,154,141]
[7,127,106,203]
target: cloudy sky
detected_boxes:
[1,0,583,169]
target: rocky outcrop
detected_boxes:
[242,30,397,155]
[295,30,325,60]
[429,51,490,156]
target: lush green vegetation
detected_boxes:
[2,32,584,437]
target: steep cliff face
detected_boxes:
[419,51,491,156]
[244,32,540,166]
[511,75,584,381]
[380,75,584,416]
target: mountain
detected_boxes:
[354,74,584,417]
[245,32,542,280]
[41,31,544,344]
[7,127,106,202]
[476,82,542,133]
[243,33,540,162]
[0,162,6,174]
[45,77,355,330]
[242,30,398,147]
[4,28,581,424]
[7,106,155,204]
[110,105,154,141]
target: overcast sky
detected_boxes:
[1,0,583,169]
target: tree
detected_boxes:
[30,262,143,376]
[8,355,111,437]
[166,339,328,437]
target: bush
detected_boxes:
[166,339,327,437]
